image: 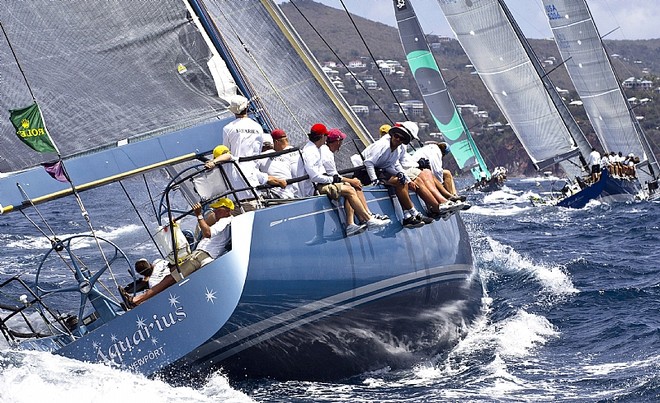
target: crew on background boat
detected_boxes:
[479,168,487,184]
[600,152,611,177]
[121,198,234,308]
[623,153,639,178]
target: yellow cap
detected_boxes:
[209,198,234,210]
[379,124,391,136]
[212,145,230,158]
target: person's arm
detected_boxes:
[194,203,212,238]
[344,176,362,190]
[302,146,333,184]
[205,153,233,169]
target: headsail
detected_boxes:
[435,0,592,175]
[394,0,489,181]
[542,0,660,184]
[196,0,372,166]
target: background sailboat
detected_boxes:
[393,0,492,187]
[433,0,649,207]
[433,0,593,180]
[541,0,659,192]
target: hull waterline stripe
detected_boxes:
[188,264,474,366]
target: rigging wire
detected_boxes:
[337,0,410,124]
[288,0,396,126]
[119,181,165,260]
[205,0,307,134]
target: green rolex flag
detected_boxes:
[9,102,56,153]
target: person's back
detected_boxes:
[222,95,265,201]
[588,149,601,166]
[412,143,444,183]
[259,148,296,199]
[148,258,170,288]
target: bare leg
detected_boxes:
[341,186,371,223]
[433,176,454,199]
[442,169,457,195]
[386,177,414,210]
[419,170,447,204]
[412,178,440,213]
[344,198,355,226]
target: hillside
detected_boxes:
[280,0,660,177]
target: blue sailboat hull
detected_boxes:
[557,169,641,208]
[164,190,480,380]
[8,189,479,381]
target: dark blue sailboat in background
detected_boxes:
[435,0,658,208]
[0,0,481,381]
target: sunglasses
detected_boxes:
[392,133,405,141]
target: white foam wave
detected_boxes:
[494,310,559,358]
[484,237,578,296]
[5,224,144,251]
[0,350,254,403]
[466,204,534,217]
[583,353,660,376]
[520,175,561,182]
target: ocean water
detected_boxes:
[1,176,659,402]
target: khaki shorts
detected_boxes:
[316,182,342,200]
[405,167,421,181]
[171,249,213,282]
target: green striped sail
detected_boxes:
[393,0,489,180]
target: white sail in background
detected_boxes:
[542,0,659,184]
[435,0,591,174]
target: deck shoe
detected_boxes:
[305,235,327,246]
[459,201,472,210]
[428,210,443,220]
[366,216,391,230]
[415,213,434,225]
[345,223,367,236]
[402,216,424,228]
[325,230,344,241]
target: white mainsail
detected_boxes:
[542,0,659,185]
[435,0,592,175]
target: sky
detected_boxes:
[278,0,660,40]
